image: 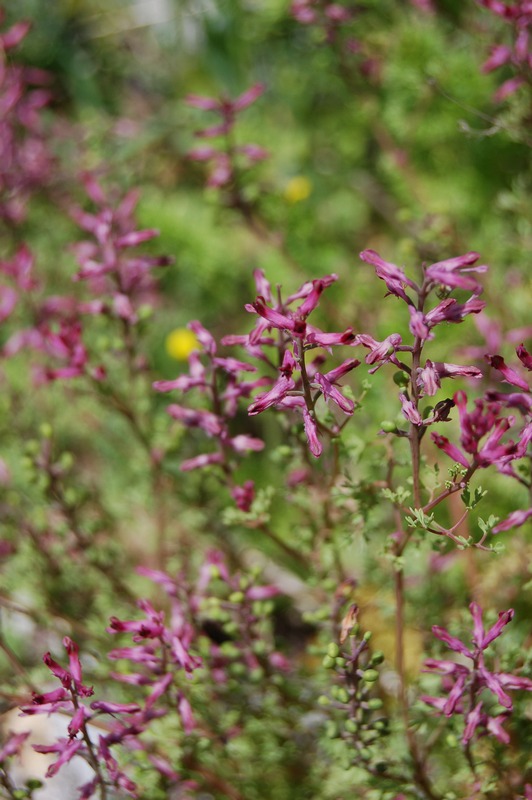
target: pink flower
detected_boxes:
[492,507,532,533]
[486,354,530,390]
[359,249,417,304]
[425,252,487,294]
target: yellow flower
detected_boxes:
[283,176,312,204]
[165,328,199,361]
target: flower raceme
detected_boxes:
[20,637,139,795]
[186,84,268,189]
[478,0,532,101]
[236,270,361,457]
[422,603,532,745]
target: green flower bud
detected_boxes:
[393,371,409,387]
[327,642,340,658]
[59,451,74,470]
[253,640,267,656]
[380,420,396,432]
[229,663,246,677]
[317,695,330,706]
[363,669,379,683]
[367,698,383,710]
[229,591,245,604]
[337,688,350,704]
[325,721,339,739]
[197,737,211,751]
[322,655,336,669]
[335,657,347,668]
[345,719,358,733]
[370,650,385,665]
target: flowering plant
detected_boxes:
[0,3,532,800]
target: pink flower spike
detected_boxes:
[0,286,17,322]
[516,344,532,371]
[115,229,159,248]
[443,672,467,715]
[494,76,526,102]
[233,83,266,111]
[238,144,269,162]
[187,146,218,161]
[497,672,532,692]
[43,652,72,689]
[417,360,440,396]
[229,434,265,453]
[425,252,486,293]
[482,44,512,72]
[185,94,220,111]
[399,393,422,425]
[90,701,141,714]
[180,452,224,472]
[486,715,510,744]
[246,585,281,600]
[469,602,485,648]
[493,508,532,533]
[481,609,514,648]
[37,738,85,778]
[479,667,513,708]
[314,373,354,414]
[408,307,432,340]
[231,480,255,511]
[431,433,470,468]
[462,701,483,744]
[0,731,30,761]
[324,358,360,383]
[253,269,272,303]
[178,693,195,733]
[296,279,327,317]
[196,121,232,139]
[433,362,483,380]
[432,625,474,659]
[251,297,296,332]
[188,321,216,355]
[359,249,416,302]
[248,375,295,415]
[303,408,322,457]
[68,705,91,738]
[486,354,529,391]
[306,328,357,347]
[3,20,31,49]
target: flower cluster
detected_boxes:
[431,389,531,473]
[422,603,532,745]
[154,320,266,508]
[0,11,52,224]
[290,0,352,29]
[70,173,172,323]
[1,175,171,384]
[225,269,360,457]
[478,0,532,100]
[20,637,139,798]
[186,84,268,190]
[19,557,287,797]
[432,338,532,533]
